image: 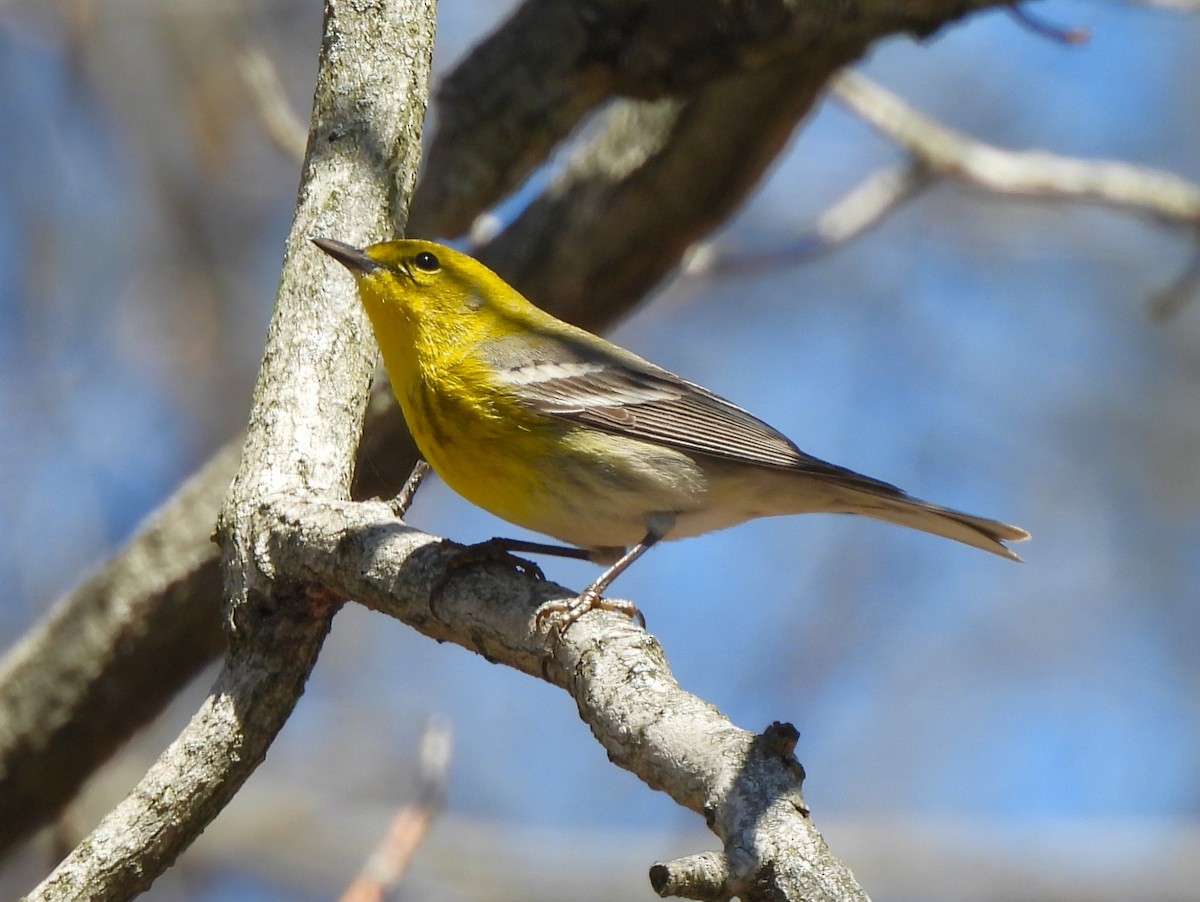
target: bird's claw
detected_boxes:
[534,590,645,641]
[429,539,546,616]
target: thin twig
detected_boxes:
[683,159,932,277]
[1149,248,1200,321]
[1124,0,1200,9]
[339,719,451,902]
[1006,4,1090,44]
[390,459,431,518]
[237,45,307,162]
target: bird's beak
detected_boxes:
[311,237,381,274]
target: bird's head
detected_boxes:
[312,237,516,329]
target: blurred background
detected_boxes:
[2,0,1199,898]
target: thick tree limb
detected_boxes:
[418,0,1011,325]
[408,0,1008,239]
[0,443,233,854]
[25,0,436,897]
[476,61,838,325]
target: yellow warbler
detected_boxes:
[314,237,1028,624]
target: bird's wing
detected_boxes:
[491,338,904,495]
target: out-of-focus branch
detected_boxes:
[0,443,233,855]
[692,70,1200,296]
[1149,248,1200,320]
[26,591,341,902]
[833,71,1200,226]
[684,159,932,278]
[476,60,838,326]
[831,70,1200,314]
[26,0,437,896]
[408,0,1009,240]
[1125,0,1200,9]
[339,719,451,902]
[1006,5,1090,44]
[412,0,1013,327]
[237,46,307,162]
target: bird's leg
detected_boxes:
[429,537,594,617]
[389,459,431,518]
[535,527,666,636]
[473,537,594,565]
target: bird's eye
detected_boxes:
[413,251,440,272]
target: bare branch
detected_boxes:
[389,459,431,519]
[831,70,1200,314]
[683,160,932,278]
[1006,4,1090,44]
[1149,247,1200,321]
[27,592,340,902]
[831,70,1200,228]
[409,0,1010,240]
[475,67,831,326]
[1124,0,1200,9]
[651,851,735,900]
[414,0,1015,329]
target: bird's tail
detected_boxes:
[832,484,1029,560]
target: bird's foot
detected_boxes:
[534,590,645,640]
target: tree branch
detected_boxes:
[832,70,1200,227]
[408,0,1008,240]
[683,160,932,277]
[241,497,870,902]
[690,70,1200,291]
[0,443,233,854]
[414,0,1011,327]
[338,718,450,902]
[26,0,436,896]
[26,591,340,902]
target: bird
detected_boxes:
[313,236,1028,628]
